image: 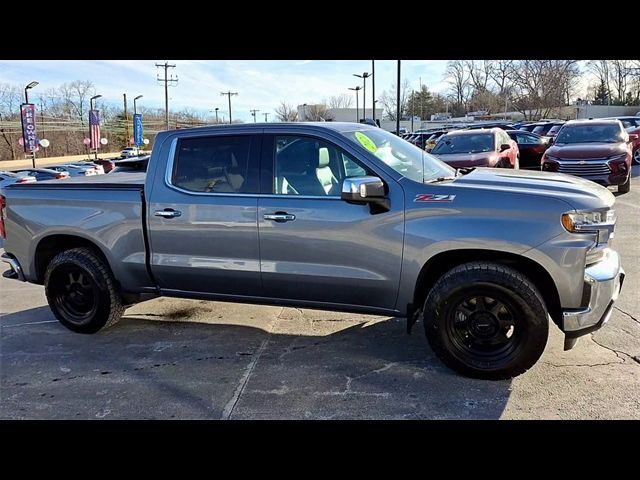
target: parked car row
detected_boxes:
[400,117,634,194]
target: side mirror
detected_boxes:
[499,143,510,152]
[628,133,638,142]
[546,136,555,145]
[341,176,390,213]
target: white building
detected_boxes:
[297,105,383,122]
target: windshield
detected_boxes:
[431,133,494,155]
[341,128,455,183]
[555,124,624,144]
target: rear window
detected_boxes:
[432,133,494,154]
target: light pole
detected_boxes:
[302,103,308,121]
[348,86,362,123]
[90,94,102,160]
[371,60,375,122]
[354,72,371,121]
[24,81,39,167]
[215,107,219,123]
[134,95,143,154]
[263,112,269,122]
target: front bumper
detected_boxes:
[561,248,624,349]
[1,252,25,282]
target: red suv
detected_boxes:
[541,119,634,193]
[431,128,519,168]
[603,116,640,165]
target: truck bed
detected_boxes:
[2,174,152,291]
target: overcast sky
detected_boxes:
[0,60,451,122]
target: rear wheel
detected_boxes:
[44,247,125,334]
[618,175,631,194]
[423,262,549,380]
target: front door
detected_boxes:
[148,133,262,296]
[257,133,404,311]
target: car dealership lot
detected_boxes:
[1,167,639,420]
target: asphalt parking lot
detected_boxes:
[1,166,639,419]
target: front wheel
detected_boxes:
[44,247,125,334]
[633,147,640,165]
[423,262,549,380]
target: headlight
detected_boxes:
[561,209,616,245]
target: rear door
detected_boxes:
[256,131,404,310]
[147,132,263,296]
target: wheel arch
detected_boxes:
[412,249,562,328]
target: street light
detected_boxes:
[353,72,371,121]
[89,95,102,159]
[133,95,143,115]
[215,107,219,123]
[302,103,308,121]
[348,86,362,122]
[24,81,39,104]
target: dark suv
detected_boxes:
[541,119,634,193]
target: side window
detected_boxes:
[171,135,257,193]
[516,134,538,145]
[273,135,372,196]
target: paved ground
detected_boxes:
[1,166,639,419]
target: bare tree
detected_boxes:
[328,94,353,109]
[587,61,612,103]
[489,60,513,95]
[59,80,95,120]
[510,60,580,120]
[378,79,411,120]
[274,101,298,122]
[445,60,471,112]
[0,83,22,160]
[610,60,633,104]
[465,60,492,91]
[303,103,333,121]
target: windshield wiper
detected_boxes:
[425,176,457,183]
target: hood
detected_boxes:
[449,167,615,210]
[547,142,627,159]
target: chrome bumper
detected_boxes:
[1,252,25,282]
[562,249,624,348]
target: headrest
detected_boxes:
[318,147,330,168]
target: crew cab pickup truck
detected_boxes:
[0,123,625,379]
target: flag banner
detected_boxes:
[133,113,143,146]
[89,109,101,149]
[20,103,38,153]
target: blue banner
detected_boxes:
[133,113,143,146]
[20,103,38,153]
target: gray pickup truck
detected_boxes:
[0,123,625,379]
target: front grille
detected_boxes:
[557,161,611,176]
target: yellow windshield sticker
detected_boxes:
[355,131,377,153]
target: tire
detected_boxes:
[44,247,125,334]
[618,175,631,194]
[423,262,549,380]
[633,147,640,166]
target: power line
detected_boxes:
[156,62,178,130]
[220,91,238,124]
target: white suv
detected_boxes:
[120,147,138,158]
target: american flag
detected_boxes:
[89,110,101,149]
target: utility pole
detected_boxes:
[250,109,260,123]
[214,107,219,123]
[419,76,423,124]
[221,91,238,124]
[372,60,376,122]
[156,62,178,130]
[263,112,269,122]
[396,61,401,135]
[123,94,129,147]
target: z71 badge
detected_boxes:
[415,194,456,202]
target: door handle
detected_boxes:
[154,209,182,218]
[263,213,296,222]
